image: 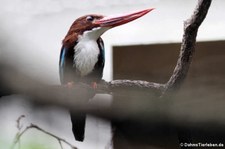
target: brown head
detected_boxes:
[62,8,154,48]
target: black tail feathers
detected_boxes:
[70,111,86,142]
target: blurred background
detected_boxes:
[0,0,225,149]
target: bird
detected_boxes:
[59,8,154,142]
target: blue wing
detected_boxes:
[59,45,78,84]
[59,46,66,84]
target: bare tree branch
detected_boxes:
[108,80,165,91]
[11,115,78,149]
[30,124,77,149]
[164,0,212,93]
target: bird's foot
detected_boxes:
[64,81,74,88]
[91,82,97,89]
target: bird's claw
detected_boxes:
[91,82,97,89]
[64,82,74,88]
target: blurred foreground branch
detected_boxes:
[0,0,212,116]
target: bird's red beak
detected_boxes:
[94,8,154,28]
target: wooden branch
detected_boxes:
[108,80,165,90]
[163,0,212,93]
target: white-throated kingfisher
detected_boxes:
[59,8,154,142]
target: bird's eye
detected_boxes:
[86,16,94,22]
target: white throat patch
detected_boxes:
[74,27,108,76]
[74,35,99,76]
